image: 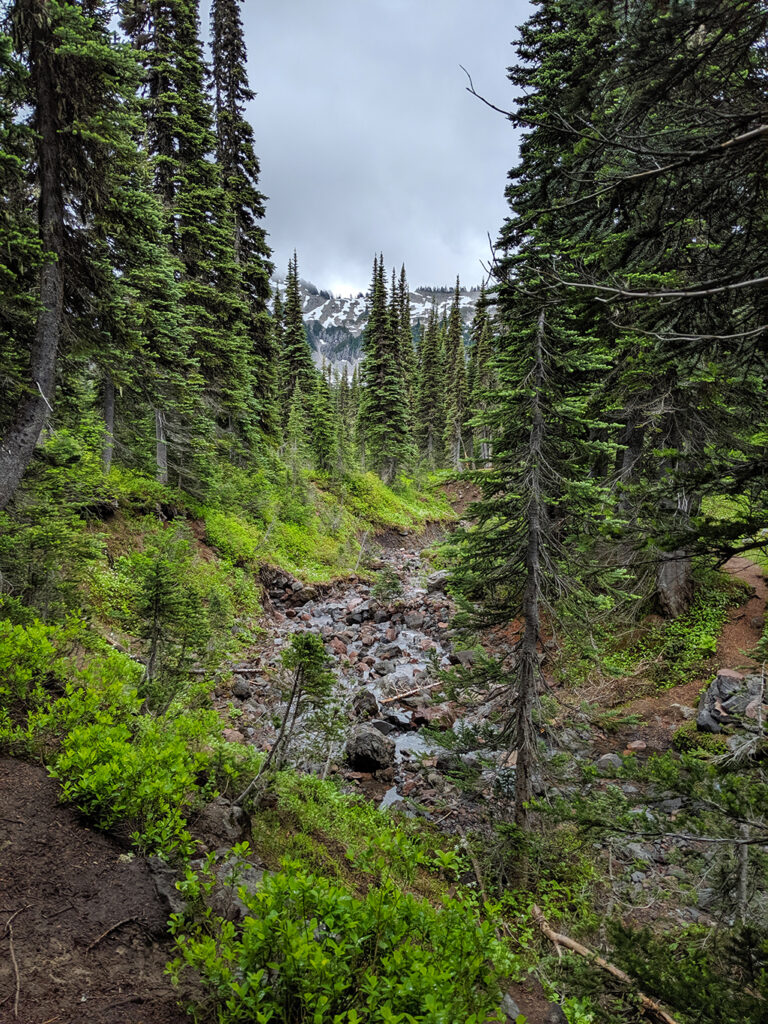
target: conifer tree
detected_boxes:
[280,252,315,406]
[210,0,276,437]
[452,0,621,840]
[414,303,446,468]
[395,265,417,417]
[358,256,412,484]
[121,0,253,481]
[0,0,170,507]
[308,364,337,474]
[467,284,495,467]
[443,278,468,470]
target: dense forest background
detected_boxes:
[2,2,768,1023]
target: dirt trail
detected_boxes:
[0,758,189,1024]
[610,556,766,752]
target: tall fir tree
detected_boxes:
[0,0,177,506]
[121,0,253,484]
[443,278,468,470]
[210,0,276,438]
[466,284,495,468]
[279,252,316,407]
[414,302,446,468]
[358,256,412,483]
[395,264,417,419]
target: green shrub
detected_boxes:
[371,565,403,604]
[169,856,511,1024]
[672,719,729,757]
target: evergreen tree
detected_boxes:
[443,278,468,470]
[395,265,417,418]
[358,256,412,484]
[308,363,337,474]
[0,0,171,507]
[452,0,621,840]
[121,0,253,481]
[210,0,276,437]
[414,303,445,468]
[467,284,495,467]
[280,252,315,406]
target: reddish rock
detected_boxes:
[347,650,359,664]
[626,739,647,752]
[222,728,245,744]
[413,705,456,730]
[330,636,348,656]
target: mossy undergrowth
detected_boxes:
[558,566,746,692]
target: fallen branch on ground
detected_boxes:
[3,906,29,1018]
[380,680,444,705]
[85,916,137,953]
[532,905,679,1024]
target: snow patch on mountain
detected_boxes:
[272,275,483,375]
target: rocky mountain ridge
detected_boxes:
[273,276,484,373]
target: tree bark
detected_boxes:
[102,372,116,473]
[0,2,63,510]
[155,409,168,485]
[514,309,546,837]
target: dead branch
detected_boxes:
[3,906,29,1018]
[545,271,768,302]
[379,679,444,705]
[460,65,513,119]
[531,905,680,1024]
[537,123,768,214]
[85,916,137,953]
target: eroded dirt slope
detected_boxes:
[0,758,188,1024]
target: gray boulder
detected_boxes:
[352,688,379,720]
[231,677,251,699]
[426,570,449,593]
[596,752,623,772]
[697,669,745,733]
[346,723,396,771]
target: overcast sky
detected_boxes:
[207,1,531,296]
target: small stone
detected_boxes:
[626,739,647,751]
[500,993,521,1020]
[231,677,250,699]
[596,752,622,772]
[222,728,245,744]
[372,719,398,736]
[404,611,425,628]
[329,636,347,656]
[426,570,449,592]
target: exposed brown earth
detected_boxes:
[0,758,190,1024]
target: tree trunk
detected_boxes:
[0,3,63,510]
[102,372,116,473]
[514,309,546,838]
[656,548,694,618]
[155,409,168,485]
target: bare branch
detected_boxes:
[460,65,513,119]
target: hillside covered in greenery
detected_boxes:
[2,2,768,1024]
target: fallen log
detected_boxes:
[531,905,680,1024]
[379,680,444,705]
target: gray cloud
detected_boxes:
[228,0,530,294]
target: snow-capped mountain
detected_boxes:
[273,277,483,375]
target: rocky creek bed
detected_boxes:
[212,536,768,936]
